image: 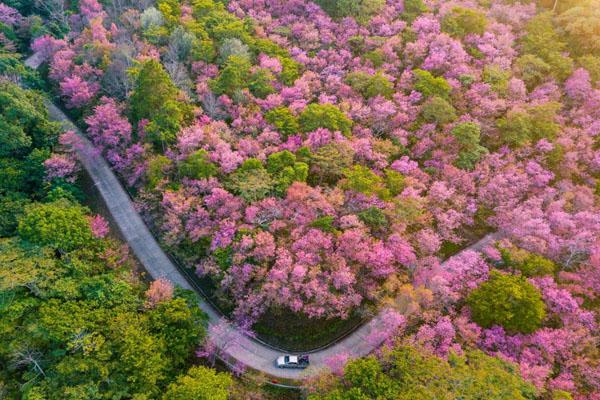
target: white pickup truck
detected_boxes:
[276,354,310,369]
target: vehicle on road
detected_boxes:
[276,354,310,369]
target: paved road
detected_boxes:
[25,53,500,381]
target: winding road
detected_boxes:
[25,53,500,382]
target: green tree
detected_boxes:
[315,0,386,24]
[499,246,557,278]
[441,7,488,38]
[516,54,553,90]
[225,158,274,202]
[467,271,546,334]
[146,154,173,189]
[519,12,573,84]
[178,149,218,180]
[299,103,353,137]
[308,143,354,185]
[341,165,390,200]
[557,1,600,57]
[209,55,251,97]
[384,169,406,197]
[266,150,308,195]
[248,68,276,98]
[17,199,94,251]
[309,345,537,400]
[421,96,457,125]
[401,0,428,23]
[0,236,207,399]
[497,102,560,148]
[309,215,336,233]
[130,59,179,123]
[265,106,300,138]
[413,69,452,99]
[0,193,29,236]
[130,60,192,150]
[162,366,232,400]
[450,122,488,170]
[358,207,388,231]
[0,82,59,158]
[345,71,394,99]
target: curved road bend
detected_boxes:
[25,53,500,381]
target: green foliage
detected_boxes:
[209,55,251,97]
[178,150,218,180]
[499,246,557,277]
[299,103,353,136]
[17,199,94,251]
[266,150,309,195]
[225,159,274,202]
[0,238,207,399]
[144,99,194,150]
[552,390,574,400]
[248,68,276,99]
[450,122,488,170]
[497,102,560,148]
[309,215,336,233]
[0,53,42,87]
[441,7,488,38]
[345,71,394,99]
[341,165,390,200]
[557,1,600,57]
[578,55,600,84]
[213,245,233,271]
[279,56,301,85]
[308,143,355,185]
[519,12,574,85]
[146,155,173,189]
[467,271,546,334]
[358,207,388,231]
[162,366,232,400]
[130,59,178,123]
[130,60,191,149]
[363,48,386,68]
[384,169,406,197]
[308,345,537,400]
[265,106,300,138]
[516,54,552,90]
[0,193,29,237]
[413,69,452,99]
[315,0,386,24]
[0,81,59,158]
[421,96,457,125]
[401,0,428,23]
[482,65,511,94]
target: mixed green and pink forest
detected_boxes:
[2,0,600,398]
